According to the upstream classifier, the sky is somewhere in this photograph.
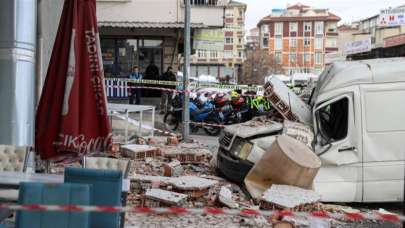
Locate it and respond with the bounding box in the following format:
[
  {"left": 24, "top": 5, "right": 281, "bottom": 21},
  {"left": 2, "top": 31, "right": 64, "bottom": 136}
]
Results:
[{"left": 238, "top": 0, "right": 405, "bottom": 31}]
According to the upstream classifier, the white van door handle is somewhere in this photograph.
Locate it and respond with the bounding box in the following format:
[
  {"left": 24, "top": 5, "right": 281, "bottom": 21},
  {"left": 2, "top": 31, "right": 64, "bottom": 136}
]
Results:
[{"left": 338, "top": 146, "right": 356, "bottom": 152}]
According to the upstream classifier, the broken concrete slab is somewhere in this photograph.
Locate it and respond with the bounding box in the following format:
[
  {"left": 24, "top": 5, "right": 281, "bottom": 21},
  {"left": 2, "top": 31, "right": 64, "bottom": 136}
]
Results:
[
  {"left": 244, "top": 135, "right": 321, "bottom": 199},
  {"left": 261, "top": 185, "right": 321, "bottom": 209},
  {"left": 131, "top": 174, "right": 174, "bottom": 184},
  {"left": 121, "top": 144, "right": 161, "bottom": 160},
  {"left": 145, "top": 188, "right": 188, "bottom": 206},
  {"left": 218, "top": 186, "right": 238, "bottom": 209},
  {"left": 282, "top": 120, "right": 314, "bottom": 149},
  {"left": 169, "top": 176, "right": 218, "bottom": 191}
]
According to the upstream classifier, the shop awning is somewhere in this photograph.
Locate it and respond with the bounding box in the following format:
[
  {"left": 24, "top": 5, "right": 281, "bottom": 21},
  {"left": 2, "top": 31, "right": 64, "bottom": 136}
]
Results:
[{"left": 98, "top": 21, "right": 207, "bottom": 29}]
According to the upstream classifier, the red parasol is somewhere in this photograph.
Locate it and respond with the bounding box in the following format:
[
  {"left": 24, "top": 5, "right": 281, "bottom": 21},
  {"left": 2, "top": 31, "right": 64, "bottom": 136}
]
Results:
[{"left": 36, "top": 0, "right": 111, "bottom": 161}]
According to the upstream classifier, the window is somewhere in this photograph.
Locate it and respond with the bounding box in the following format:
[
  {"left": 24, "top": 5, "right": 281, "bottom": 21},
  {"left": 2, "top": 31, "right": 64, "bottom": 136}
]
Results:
[
  {"left": 262, "top": 37, "right": 269, "bottom": 48},
  {"left": 209, "top": 50, "right": 218, "bottom": 59},
  {"left": 275, "top": 23, "right": 283, "bottom": 35},
  {"left": 304, "top": 37, "right": 311, "bottom": 47},
  {"left": 225, "top": 37, "right": 233, "bottom": 44},
  {"left": 238, "top": 51, "right": 243, "bottom": 58},
  {"left": 304, "top": 53, "right": 311, "bottom": 62},
  {"left": 304, "top": 22, "right": 312, "bottom": 32},
  {"left": 315, "top": 21, "right": 324, "bottom": 35},
  {"left": 315, "top": 37, "right": 323, "bottom": 49},
  {"left": 316, "top": 97, "right": 349, "bottom": 143},
  {"left": 238, "top": 38, "right": 242, "bottom": 44},
  {"left": 275, "top": 38, "right": 282, "bottom": 50},
  {"left": 290, "top": 38, "right": 297, "bottom": 48},
  {"left": 261, "top": 25, "right": 269, "bottom": 34},
  {"left": 275, "top": 52, "right": 282, "bottom": 64},
  {"left": 327, "top": 23, "right": 337, "bottom": 32},
  {"left": 239, "top": 9, "right": 244, "bottom": 17},
  {"left": 225, "top": 9, "right": 233, "bottom": 17},
  {"left": 315, "top": 52, "right": 322, "bottom": 64},
  {"left": 224, "top": 51, "right": 233, "bottom": 58},
  {"left": 187, "top": 0, "right": 219, "bottom": 6},
  {"left": 326, "top": 37, "right": 337, "bottom": 48},
  {"left": 197, "top": 49, "right": 207, "bottom": 58},
  {"left": 289, "top": 22, "right": 298, "bottom": 33},
  {"left": 289, "top": 53, "right": 296, "bottom": 63}
]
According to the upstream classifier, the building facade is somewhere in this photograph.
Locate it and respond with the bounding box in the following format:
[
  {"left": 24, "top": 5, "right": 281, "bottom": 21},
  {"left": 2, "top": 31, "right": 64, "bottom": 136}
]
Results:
[
  {"left": 96, "top": 0, "right": 227, "bottom": 79},
  {"left": 190, "top": 0, "right": 246, "bottom": 82},
  {"left": 246, "top": 27, "right": 260, "bottom": 52},
  {"left": 346, "top": 5, "right": 405, "bottom": 60},
  {"left": 258, "top": 3, "right": 340, "bottom": 75}
]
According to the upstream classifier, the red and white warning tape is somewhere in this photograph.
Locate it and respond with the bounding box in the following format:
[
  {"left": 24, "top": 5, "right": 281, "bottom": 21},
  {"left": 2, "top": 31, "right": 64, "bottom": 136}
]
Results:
[
  {"left": 106, "top": 85, "right": 260, "bottom": 97},
  {"left": 153, "top": 127, "right": 178, "bottom": 137},
  {"left": 190, "top": 121, "right": 226, "bottom": 128},
  {"left": 0, "top": 203, "right": 403, "bottom": 222}
]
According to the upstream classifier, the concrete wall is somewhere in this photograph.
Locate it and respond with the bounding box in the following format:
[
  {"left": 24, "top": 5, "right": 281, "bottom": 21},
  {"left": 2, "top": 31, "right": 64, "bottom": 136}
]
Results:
[
  {"left": 97, "top": 0, "right": 179, "bottom": 23},
  {"left": 37, "top": 0, "right": 64, "bottom": 91},
  {"left": 181, "top": 7, "right": 224, "bottom": 27},
  {"left": 97, "top": 0, "right": 224, "bottom": 27}
]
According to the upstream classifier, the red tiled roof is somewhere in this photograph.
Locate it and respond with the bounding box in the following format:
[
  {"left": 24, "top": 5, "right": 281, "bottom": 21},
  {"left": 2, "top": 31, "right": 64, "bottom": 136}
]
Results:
[{"left": 287, "top": 3, "right": 310, "bottom": 10}]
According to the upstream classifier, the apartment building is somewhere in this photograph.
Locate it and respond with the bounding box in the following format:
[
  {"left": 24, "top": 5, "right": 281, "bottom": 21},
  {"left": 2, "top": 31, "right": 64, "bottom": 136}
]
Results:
[
  {"left": 257, "top": 3, "right": 340, "bottom": 75},
  {"left": 246, "top": 27, "right": 260, "bottom": 51},
  {"left": 190, "top": 0, "right": 247, "bottom": 82}
]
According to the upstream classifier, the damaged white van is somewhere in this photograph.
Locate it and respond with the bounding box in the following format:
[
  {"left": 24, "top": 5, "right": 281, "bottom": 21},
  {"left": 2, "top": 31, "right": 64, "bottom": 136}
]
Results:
[{"left": 217, "top": 58, "right": 405, "bottom": 202}]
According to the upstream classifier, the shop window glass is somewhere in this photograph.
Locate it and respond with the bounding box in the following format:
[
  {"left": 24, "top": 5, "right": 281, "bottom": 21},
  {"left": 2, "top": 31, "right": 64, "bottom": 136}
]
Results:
[{"left": 101, "top": 39, "right": 115, "bottom": 78}]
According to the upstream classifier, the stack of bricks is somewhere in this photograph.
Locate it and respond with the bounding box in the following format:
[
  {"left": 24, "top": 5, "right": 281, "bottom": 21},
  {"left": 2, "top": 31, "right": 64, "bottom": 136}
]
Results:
[
  {"left": 263, "top": 82, "right": 299, "bottom": 122},
  {"left": 165, "top": 153, "right": 207, "bottom": 164}
]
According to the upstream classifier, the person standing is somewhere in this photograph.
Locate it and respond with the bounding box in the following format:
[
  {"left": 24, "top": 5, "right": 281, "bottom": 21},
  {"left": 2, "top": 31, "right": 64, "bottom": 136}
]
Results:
[
  {"left": 159, "top": 66, "right": 177, "bottom": 114},
  {"left": 144, "top": 60, "right": 160, "bottom": 97},
  {"left": 129, "top": 66, "right": 142, "bottom": 104}
]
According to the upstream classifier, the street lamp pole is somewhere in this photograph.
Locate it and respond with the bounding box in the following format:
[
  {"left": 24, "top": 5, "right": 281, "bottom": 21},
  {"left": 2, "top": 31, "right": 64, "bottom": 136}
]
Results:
[{"left": 182, "top": 0, "right": 191, "bottom": 140}]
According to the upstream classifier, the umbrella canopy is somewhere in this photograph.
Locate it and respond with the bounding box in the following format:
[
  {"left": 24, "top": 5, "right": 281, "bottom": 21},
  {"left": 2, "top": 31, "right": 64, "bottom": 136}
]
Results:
[{"left": 36, "top": 0, "right": 111, "bottom": 161}]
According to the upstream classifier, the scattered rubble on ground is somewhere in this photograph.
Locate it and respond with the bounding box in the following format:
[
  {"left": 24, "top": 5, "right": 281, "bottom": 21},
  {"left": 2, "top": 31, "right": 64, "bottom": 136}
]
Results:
[
  {"left": 45, "top": 135, "right": 401, "bottom": 228},
  {"left": 218, "top": 186, "right": 239, "bottom": 209},
  {"left": 144, "top": 188, "right": 188, "bottom": 206}
]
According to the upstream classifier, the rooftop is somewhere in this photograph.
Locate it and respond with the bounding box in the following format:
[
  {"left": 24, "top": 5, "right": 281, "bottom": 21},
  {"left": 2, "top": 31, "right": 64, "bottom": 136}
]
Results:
[
  {"left": 257, "top": 3, "right": 341, "bottom": 25},
  {"left": 316, "top": 58, "right": 405, "bottom": 95}
]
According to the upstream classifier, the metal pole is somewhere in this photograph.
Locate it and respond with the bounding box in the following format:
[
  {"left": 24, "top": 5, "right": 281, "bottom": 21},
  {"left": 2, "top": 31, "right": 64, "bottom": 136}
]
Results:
[{"left": 182, "top": 0, "right": 191, "bottom": 140}]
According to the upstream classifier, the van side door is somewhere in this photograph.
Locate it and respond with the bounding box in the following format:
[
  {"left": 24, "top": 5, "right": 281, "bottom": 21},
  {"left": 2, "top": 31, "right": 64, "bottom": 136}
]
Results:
[
  {"left": 313, "top": 93, "right": 361, "bottom": 165},
  {"left": 312, "top": 91, "right": 363, "bottom": 202}
]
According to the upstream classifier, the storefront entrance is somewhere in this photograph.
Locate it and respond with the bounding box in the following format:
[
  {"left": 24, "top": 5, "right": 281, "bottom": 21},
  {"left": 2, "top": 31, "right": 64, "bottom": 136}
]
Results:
[{"left": 101, "top": 38, "right": 163, "bottom": 78}]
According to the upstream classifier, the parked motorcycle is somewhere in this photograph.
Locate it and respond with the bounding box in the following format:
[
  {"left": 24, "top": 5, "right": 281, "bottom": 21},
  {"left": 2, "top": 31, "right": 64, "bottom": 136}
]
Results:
[{"left": 163, "top": 95, "right": 222, "bottom": 136}]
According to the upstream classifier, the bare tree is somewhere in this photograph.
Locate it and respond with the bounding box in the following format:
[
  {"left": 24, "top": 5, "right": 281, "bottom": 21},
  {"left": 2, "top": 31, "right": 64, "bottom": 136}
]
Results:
[{"left": 239, "top": 49, "right": 284, "bottom": 85}]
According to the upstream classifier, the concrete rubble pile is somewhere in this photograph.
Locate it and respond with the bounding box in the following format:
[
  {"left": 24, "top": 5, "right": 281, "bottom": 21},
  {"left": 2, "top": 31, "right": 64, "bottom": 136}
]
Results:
[{"left": 48, "top": 133, "right": 399, "bottom": 228}]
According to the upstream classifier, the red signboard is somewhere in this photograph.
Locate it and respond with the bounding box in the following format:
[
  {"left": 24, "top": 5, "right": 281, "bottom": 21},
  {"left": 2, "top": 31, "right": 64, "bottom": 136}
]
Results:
[{"left": 384, "top": 33, "right": 405, "bottom": 48}]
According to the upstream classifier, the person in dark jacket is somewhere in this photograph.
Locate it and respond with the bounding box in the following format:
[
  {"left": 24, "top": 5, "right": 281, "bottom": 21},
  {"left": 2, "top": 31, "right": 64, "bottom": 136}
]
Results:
[
  {"left": 144, "top": 60, "right": 160, "bottom": 97},
  {"left": 160, "top": 66, "right": 177, "bottom": 114}
]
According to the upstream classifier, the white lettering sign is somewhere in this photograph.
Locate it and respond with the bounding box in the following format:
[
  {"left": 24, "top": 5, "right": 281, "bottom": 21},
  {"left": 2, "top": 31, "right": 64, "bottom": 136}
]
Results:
[
  {"left": 378, "top": 7, "right": 405, "bottom": 27},
  {"left": 344, "top": 38, "right": 372, "bottom": 55}
]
